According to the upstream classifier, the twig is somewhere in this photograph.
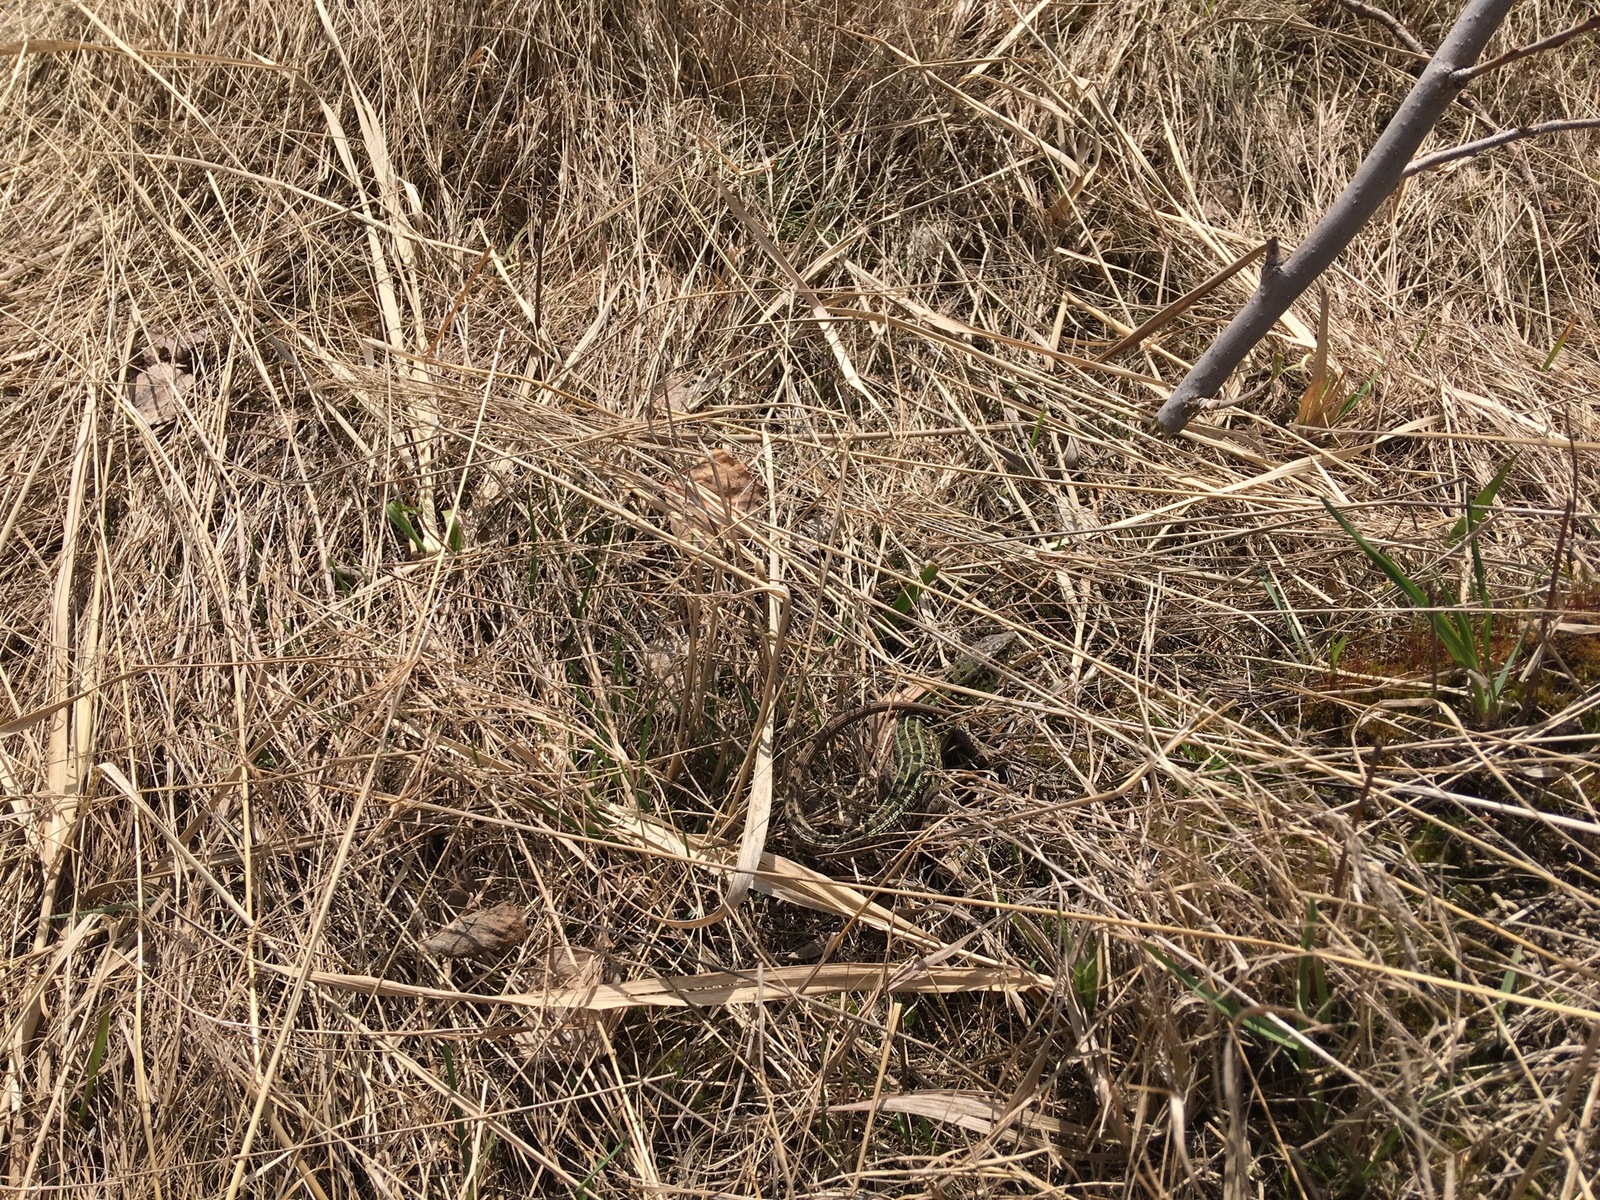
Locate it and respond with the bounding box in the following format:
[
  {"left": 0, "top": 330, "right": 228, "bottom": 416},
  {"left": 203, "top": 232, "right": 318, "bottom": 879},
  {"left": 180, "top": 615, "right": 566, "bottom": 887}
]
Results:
[
  {"left": 1333, "top": 0, "right": 1427, "bottom": 55},
  {"left": 1329, "top": 739, "right": 1385, "bottom": 904},
  {"left": 1403, "top": 118, "right": 1600, "bottom": 176},
  {"left": 1507, "top": 1021, "right": 1600, "bottom": 1200},
  {"left": 1095, "top": 241, "right": 1269, "bottom": 362},
  {"left": 850, "top": 1000, "right": 902, "bottom": 1189},
  {"left": 1518, "top": 427, "right": 1578, "bottom": 719},
  {"left": 1454, "top": 12, "right": 1600, "bottom": 82},
  {"left": 428, "top": 246, "right": 493, "bottom": 357},
  {"left": 1332, "top": 0, "right": 1551, "bottom": 196},
  {"left": 716, "top": 181, "right": 880, "bottom": 413}
]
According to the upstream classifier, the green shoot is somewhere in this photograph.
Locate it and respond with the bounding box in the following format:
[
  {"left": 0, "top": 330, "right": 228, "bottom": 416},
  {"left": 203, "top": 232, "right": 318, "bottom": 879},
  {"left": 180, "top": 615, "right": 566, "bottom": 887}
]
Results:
[
  {"left": 444, "top": 507, "right": 466, "bottom": 553},
  {"left": 1338, "top": 368, "right": 1380, "bottom": 421},
  {"left": 1323, "top": 497, "right": 1526, "bottom": 723},
  {"left": 1446, "top": 456, "right": 1517, "bottom": 546},
  {"left": 1362, "top": 1127, "right": 1403, "bottom": 1182},
  {"left": 440, "top": 1041, "right": 494, "bottom": 1199},
  {"left": 890, "top": 562, "right": 940, "bottom": 621},
  {"left": 1496, "top": 946, "right": 1525, "bottom": 1023},
  {"left": 1260, "top": 567, "right": 1313, "bottom": 663},
  {"left": 1296, "top": 900, "right": 1331, "bottom": 1021},
  {"left": 1327, "top": 633, "right": 1349, "bottom": 678},
  {"left": 1072, "top": 952, "right": 1099, "bottom": 1010},
  {"left": 74, "top": 1006, "right": 112, "bottom": 1127},
  {"left": 576, "top": 1138, "right": 627, "bottom": 1199},
  {"left": 1146, "top": 946, "right": 1301, "bottom": 1050},
  {"left": 1541, "top": 316, "right": 1577, "bottom": 370},
  {"left": 386, "top": 499, "right": 426, "bottom": 553}
]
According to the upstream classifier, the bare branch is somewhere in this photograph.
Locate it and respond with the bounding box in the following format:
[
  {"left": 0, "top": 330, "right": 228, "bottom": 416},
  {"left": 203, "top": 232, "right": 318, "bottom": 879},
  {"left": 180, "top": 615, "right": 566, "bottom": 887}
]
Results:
[
  {"left": 1155, "top": 0, "right": 1515, "bottom": 436},
  {"left": 1333, "top": 0, "right": 1428, "bottom": 56},
  {"left": 1332, "top": 0, "right": 1544, "bottom": 194},
  {"left": 1453, "top": 12, "right": 1600, "bottom": 83},
  {"left": 1404, "top": 119, "right": 1600, "bottom": 176}
]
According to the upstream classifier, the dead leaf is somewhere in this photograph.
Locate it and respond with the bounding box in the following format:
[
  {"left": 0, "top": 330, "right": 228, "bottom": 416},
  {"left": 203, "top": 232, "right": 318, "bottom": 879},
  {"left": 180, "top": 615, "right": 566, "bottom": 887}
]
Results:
[
  {"left": 128, "top": 361, "right": 193, "bottom": 426},
  {"left": 127, "top": 327, "right": 212, "bottom": 426},
  {"left": 1043, "top": 190, "right": 1078, "bottom": 242},
  {"left": 638, "top": 631, "right": 687, "bottom": 685},
  {"left": 1295, "top": 288, "right": 1341, "bottom": 428},
  {"left": 419, "top": 901, "right": 528, "bottom": 959},
  {"left": 660, "top": 447, "right": 764, "bottom": 539}
]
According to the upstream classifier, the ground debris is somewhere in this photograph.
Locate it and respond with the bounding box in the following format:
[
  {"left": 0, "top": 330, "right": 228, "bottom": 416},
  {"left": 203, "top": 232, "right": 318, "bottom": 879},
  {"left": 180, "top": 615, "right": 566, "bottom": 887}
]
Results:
[{"left": 419, "top": 901, "right": 529, "bottom": 959}]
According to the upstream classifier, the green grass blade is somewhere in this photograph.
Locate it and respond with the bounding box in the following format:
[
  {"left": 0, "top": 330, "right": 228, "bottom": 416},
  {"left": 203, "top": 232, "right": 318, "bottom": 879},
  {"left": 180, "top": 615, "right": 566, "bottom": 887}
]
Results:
[
  {"left": 890, "top": 562, "right": 940, "bottom": 619},
  {"left": 74, "top": 1006, "right": 112, "bottom": 1126},
  {"left": 1447, "top": 457, "right": 1517, "bottom": 545},
  {"left": 1495, "top": 947, "right": 1525, "bottom": 1021},
  {"left": 1323, "top": 501, "right": 1432, "bottom": 610},
  {"left": 1260, "top": 568, "right": 1312, "bottom": 664},
  {"left": 1338, "top": 368, "right": 1381, "bottom": 420},
  {"left": 1431, "top": 610, "right": 1479, "bottom": 673},
  {"left": 386, "top": 499, "right": 424, "bottom": 551},
  {"left": 1492, "top": 624, "right": 1533, "bottom": 697},
  {"left": 1541, "top": 316, "right": 1577, "bottom": 370},
  {"left": 1146, "top": 947, "right": 1301, "bottom": 1050},
  {"left": 1073, "top": 953, "right": 1099, "bottom": 1010},
  {"left": 1296, "top": 898, "right": 1331, "bottom": 1019},
  {"left": 575, "top": 1138, "right": 627, "bottom": 1199},
  {"left": 1327, "top": 501, "right": 1485, "bottom": 673}
]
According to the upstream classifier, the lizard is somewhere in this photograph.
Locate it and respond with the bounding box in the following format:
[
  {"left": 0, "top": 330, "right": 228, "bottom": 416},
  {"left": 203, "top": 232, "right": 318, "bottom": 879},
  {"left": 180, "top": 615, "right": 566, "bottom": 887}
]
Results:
[{"left": 785, "top": 631, "right": 1018, "bottom": 854}]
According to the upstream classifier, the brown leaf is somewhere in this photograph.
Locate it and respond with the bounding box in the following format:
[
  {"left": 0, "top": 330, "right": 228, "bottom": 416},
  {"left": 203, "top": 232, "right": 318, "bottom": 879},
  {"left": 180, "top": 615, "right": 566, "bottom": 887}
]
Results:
[
  {"left": 128, "top": 362, "right": 193, "bottom": 426},
  {"left": 419, "top": 901, "right": 528, "bottom": 959},
  {"left": 1295, "top": 287, "right": 1341, "bottom": 428},
  {"left": 660, "top": 447, "right": 764, "bottom": 538},
  {"left": 1043, "top": 190, "right": 1078, "bottom": 242},
  {"left": 638, "top": 632, "right": 687, "bottom": 685}
]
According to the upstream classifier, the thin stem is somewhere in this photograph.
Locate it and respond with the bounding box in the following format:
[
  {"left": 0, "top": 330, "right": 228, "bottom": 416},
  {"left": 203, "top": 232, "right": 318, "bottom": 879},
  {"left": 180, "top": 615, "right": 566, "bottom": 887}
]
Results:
[
  {"left": 1454, "top": 12, "right": 1600, "bottom": 82},
  {"left": 1519, "top": 429, "right": 1578, "bottom": 720},
  {"left": 1333, "top": 0, "right": 1426, "bottom": 55},
  {"left": 1404, "top": 119, "right": 1600, "bottom": 176}
]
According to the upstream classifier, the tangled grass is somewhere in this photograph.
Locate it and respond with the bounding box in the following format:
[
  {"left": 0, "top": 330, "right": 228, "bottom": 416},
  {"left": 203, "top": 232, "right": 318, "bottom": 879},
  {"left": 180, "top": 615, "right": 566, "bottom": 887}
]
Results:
[{"left": 2, "top": 0, "right": 1598, "bottom": 1195}]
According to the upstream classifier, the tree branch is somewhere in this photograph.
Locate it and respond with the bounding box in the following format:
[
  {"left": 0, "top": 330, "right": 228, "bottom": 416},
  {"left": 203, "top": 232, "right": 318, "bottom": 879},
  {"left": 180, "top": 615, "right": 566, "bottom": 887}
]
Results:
[
  {"left": 1453, "top": 12, "right": 1600, "bottom": 83},
  {"left": 1332, "top": 0, "right": 1427, "bottom": 56},
  {"left": 1154, "top": 0, "right": 1515, "bottom": 435},
  {"left": 1332, "top": 0, "right": 1545, "bottom": 194},
  {"left": 1404, "top": 118, "right": 1600, "bottom": 177}
]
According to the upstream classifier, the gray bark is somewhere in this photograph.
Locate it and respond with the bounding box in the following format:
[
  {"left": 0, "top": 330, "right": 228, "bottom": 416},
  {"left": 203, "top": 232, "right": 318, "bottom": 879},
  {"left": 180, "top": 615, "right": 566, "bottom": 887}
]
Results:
[{"left": 1154, "top": 0, "right": 1516, "bottom": 435}]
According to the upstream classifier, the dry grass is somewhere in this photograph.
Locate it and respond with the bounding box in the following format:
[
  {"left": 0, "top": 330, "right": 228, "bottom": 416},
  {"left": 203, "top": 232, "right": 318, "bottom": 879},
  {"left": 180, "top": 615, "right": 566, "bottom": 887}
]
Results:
[{"left": 2, "top": 0, "right": 1598, "bottom": 1195}]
